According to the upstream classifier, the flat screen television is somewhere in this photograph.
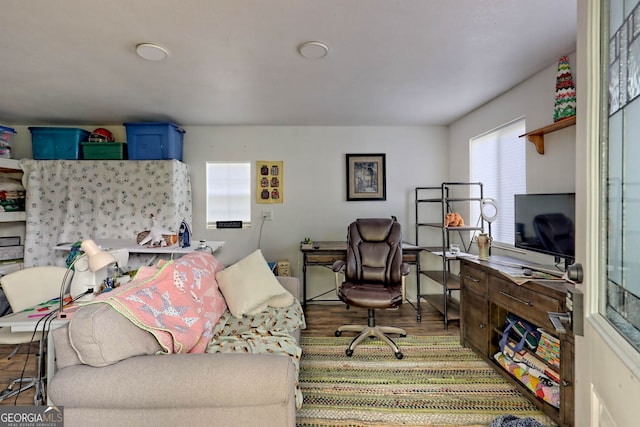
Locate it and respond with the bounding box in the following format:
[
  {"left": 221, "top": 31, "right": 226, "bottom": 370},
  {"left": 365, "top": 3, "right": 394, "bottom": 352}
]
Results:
[{"left": 514, "top": 193, "right": 575, "bottom": 267}]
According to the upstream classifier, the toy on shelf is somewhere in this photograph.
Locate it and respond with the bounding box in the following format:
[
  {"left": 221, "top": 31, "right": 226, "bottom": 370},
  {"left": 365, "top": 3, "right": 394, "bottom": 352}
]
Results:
[
  {"left": 445, "top": 212, "right": 464, "bottom": 227},
  {"left": 137, "top": 214, "right": 177, "bottom": 247}
]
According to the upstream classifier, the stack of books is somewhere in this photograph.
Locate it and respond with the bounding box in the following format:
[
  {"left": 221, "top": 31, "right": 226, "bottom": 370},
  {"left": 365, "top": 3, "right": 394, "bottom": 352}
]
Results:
[{"left": 536, "top": 329, "right": 561, "bottom": 369}]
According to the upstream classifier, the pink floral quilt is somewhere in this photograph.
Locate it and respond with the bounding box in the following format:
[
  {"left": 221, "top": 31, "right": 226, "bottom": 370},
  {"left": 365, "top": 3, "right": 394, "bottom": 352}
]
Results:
[{"left": 94, "top": 252, "right": 227, "bottom": 354}]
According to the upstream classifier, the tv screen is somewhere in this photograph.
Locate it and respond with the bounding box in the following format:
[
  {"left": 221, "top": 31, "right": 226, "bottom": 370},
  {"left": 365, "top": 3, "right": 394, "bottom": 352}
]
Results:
[{"left": 514, "top": 193, "right": 575, "bottom": 262}]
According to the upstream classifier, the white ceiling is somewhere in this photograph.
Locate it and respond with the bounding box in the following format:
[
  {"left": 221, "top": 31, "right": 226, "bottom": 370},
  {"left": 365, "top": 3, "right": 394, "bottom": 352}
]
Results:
[{"left": 0, "top": 0, "right": 577, "bottom": 127}]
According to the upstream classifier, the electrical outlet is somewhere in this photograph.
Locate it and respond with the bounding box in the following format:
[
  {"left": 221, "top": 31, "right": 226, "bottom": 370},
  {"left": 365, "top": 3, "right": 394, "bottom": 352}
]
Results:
[{"left": 261, "top": 209, "right": 273, "bottom": 221}]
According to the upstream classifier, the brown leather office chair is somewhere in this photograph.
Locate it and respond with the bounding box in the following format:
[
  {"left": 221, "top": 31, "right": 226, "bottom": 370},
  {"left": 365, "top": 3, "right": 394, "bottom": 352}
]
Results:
[{"left": 332, "top": 218, "right": 410, "bottom": 359}]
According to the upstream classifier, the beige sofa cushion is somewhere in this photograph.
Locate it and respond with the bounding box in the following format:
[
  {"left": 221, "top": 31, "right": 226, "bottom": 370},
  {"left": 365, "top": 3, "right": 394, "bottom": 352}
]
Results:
[
  {"left": 216, "top": 249, "right": 293, "bottom": 318},
  {"left": 68, "top": 303, "right": 162, "bottom": 367}
]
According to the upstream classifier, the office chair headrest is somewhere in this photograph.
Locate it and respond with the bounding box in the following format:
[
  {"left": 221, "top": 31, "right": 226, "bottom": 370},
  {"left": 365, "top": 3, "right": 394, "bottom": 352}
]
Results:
[{"left": 355, "top": 218, "right": 396, "bottom": 242}]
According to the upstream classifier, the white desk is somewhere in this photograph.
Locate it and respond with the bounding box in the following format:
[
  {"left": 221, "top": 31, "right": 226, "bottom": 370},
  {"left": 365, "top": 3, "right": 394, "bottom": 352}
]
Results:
[
  {"left": 54, "top": 239, "right": 225, "bottom": 254},
  {"left": 0, "top": 304, "right": 69, "bottom": 405}
]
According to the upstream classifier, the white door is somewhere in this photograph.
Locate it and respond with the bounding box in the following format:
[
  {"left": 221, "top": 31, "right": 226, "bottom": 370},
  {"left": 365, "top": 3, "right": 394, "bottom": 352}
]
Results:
[{"left": 576, "top": 1, "right": 640, "bottom": 426}]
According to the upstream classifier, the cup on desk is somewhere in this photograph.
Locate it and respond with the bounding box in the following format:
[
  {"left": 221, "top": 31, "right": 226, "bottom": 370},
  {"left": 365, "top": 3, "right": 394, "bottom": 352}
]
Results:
[{"left": 450, "top": 244, "right": 460, "bottom": 256}]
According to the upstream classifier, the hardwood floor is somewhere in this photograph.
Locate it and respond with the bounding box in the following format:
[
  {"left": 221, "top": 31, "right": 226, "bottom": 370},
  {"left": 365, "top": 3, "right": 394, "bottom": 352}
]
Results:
[
  {"left": 0, "top": 300, "right": 459, "bottom": 407},
  {"left": 302, "top": 301, "right": 459, "bottom": 338},
  {"left": 0, "top": 341, "right": 40, "bottom": 406}
]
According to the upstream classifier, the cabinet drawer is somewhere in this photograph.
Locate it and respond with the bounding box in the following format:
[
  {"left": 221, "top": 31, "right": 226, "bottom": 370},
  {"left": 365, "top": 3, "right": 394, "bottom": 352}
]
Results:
[
  {"left": 490, "top": 278, "right": 562, "bottom": 329},
  {"left": 305, "top": 253, "right": 346, "bottom": 264},
  {"left": 462, "top": 290, "right": 489, "bottom": 354},
  {"left": 461, "top": 266, "right": 488, "bottom": 296}
]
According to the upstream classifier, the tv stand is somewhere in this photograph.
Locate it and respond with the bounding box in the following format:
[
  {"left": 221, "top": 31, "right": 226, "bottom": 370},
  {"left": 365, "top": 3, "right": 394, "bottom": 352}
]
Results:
[{"left": 460, "top": 257, "right": 575, "bottom": 426}]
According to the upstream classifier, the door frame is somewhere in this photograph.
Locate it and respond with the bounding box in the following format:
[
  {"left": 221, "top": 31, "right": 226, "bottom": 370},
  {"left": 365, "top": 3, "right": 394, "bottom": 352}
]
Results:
[{"left": 576, "top": 1, "right": 640, "bottom": 425}]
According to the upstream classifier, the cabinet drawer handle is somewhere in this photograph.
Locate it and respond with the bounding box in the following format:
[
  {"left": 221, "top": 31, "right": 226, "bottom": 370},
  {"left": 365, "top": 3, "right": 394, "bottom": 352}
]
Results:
[
  {"left": 479, "top": 323, "right": 485, "bottom": 329},
  {"left": 465, "top": 274, "right": 480, "bottom": 283},
  {"left": 499, "top": 290, "right": 533, "bottom": 307},
  {"left": 562, "top": 380, "right": 570, "bottom": 387}
]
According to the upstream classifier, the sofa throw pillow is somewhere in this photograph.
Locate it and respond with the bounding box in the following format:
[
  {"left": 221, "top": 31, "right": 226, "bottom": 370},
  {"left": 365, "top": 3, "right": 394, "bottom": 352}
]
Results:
[
  {"left": 216, "top": 249, "right": 294, "bottom": 318},
  {"left": 68, "top": 303, "right": 163, "bottom": 367}
]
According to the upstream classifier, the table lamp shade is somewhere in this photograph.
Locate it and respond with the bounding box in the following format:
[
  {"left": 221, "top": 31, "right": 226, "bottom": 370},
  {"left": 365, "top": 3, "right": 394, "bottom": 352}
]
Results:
[
  {"left": 59, "top": 239, "right": 117, "bottom": 318},
  {"left": 81, "top": 240, "right": 116, "bottom": 272}
]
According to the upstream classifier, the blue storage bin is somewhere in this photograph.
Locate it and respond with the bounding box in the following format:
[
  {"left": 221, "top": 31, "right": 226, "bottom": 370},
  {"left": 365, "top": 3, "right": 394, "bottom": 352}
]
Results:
[
  {"left": 124, "top": 122, "right": 185, "bottom": 161},
  {"left": 28, "top": 127, "right": 90, "bottom": 160}
]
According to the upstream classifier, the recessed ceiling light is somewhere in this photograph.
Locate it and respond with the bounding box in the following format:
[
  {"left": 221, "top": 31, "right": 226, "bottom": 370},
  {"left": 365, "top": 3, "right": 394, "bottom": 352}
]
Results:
[
  {"left": 136, "top": 43, "right": 168, "bottom": 61},
  {"left": 298, "top": 41, "right": 329, "bottom": 59}
]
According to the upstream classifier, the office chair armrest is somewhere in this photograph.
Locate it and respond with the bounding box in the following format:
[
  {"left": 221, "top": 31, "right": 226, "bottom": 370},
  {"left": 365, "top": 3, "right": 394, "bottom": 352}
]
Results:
[
  {"left": 401, "top": 262, "right": 410, "bottom": 276},
  {"left": 331, "top": 260, "right": 345, "bottom": 272}
]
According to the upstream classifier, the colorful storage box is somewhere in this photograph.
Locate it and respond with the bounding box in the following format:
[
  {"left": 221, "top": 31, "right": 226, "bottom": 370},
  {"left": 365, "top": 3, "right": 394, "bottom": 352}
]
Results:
[
  {"left": 81, "top": 142, "right": 127, "bottom": 160},
  {"left": 29, "top": 127, "right": 90, "bottom": 160},
  {"left": 124, "top": 122, "right": 185, "bottom": 161},
  {"left": 0, "top": 125, "right": 16, "bottom": 159}
]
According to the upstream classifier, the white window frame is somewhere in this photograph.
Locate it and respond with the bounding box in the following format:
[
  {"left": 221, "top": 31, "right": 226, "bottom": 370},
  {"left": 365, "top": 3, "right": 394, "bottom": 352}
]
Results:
[{"left": 206, "top": 161, "right": 251, "bottom": 229}]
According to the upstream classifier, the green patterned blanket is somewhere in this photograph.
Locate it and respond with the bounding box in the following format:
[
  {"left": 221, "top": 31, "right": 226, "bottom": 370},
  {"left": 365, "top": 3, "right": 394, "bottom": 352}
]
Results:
[{"left": 206, "top": 300, "right": 306, "bottom": 408}]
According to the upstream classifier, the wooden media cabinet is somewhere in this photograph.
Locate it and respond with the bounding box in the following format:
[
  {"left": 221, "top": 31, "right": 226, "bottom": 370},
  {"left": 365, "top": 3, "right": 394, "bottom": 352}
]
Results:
[{"left": 459, "top": 256, "right": 575, "bottom": 426}]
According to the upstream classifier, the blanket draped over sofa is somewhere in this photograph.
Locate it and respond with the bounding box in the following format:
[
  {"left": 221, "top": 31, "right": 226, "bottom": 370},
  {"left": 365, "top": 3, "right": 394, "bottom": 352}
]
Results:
[
  {"left": 89, "top": 251, "right": 227, "bottom": 354},
  {"left": 208, "top": 302, "right": 306, "bottom": 408}
]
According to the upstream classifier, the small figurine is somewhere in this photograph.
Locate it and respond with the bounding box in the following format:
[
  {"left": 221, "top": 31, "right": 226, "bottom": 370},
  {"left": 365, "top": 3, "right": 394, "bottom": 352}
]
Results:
[
  {"left": 138, "top": 214, "right": 175, "bottom": 247},
  {"left": 445, "top": 212, "right": 465, "bottom": 227}
]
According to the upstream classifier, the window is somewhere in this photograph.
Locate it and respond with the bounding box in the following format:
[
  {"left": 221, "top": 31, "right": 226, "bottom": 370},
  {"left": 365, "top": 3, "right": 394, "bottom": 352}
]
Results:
[
  {"left": 603, "top": 0, "right": 640, "bottom": 350},
  {"left": 206, "top": 162, "right": 251, "bottom": 228},
  {"left": 469, "top": 118, "right": 526, "bottom": 244}
]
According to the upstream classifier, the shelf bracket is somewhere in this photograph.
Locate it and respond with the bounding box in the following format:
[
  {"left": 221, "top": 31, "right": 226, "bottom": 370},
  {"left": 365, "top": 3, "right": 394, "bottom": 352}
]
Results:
[
  {"left": 519, "top": 116, "right": 575, "bottom": 156},
  {"left": 526, "top": 134, "right": 545, "bottom": 155}
]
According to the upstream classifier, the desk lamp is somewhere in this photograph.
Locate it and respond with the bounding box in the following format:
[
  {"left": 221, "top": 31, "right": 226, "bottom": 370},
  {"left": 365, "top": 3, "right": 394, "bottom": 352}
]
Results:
[{"left": 58, "top": 239, "right": 116, "bottom": 319}]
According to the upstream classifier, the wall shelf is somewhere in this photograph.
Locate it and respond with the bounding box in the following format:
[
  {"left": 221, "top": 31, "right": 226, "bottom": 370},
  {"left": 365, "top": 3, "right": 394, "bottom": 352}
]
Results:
[
  {"left": 0, "top": 211, "right": 26, "bottom": 223},
  {"left": 0, "top": 158, "right": 21, "bottom": 173},
  {"left": 519, "top": 116, "right": 576, "bottom": 155},
  {"left": 54, "top": 239, "right": 225, "bottom": 255}
]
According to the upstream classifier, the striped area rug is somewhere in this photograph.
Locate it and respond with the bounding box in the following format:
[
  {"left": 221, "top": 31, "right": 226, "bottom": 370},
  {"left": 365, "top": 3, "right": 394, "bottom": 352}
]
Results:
[{"left": 296, "top": 335, "right": 556, "bottom": 427}]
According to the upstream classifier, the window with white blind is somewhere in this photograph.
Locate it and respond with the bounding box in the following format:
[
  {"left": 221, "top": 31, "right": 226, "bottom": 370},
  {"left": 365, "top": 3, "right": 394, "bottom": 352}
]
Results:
[
  {"left": 469, "top": 118, "right": 526, "bottom": 244},
  {"left": 206, "top": 162, "right": 251, "bottom": 228}
]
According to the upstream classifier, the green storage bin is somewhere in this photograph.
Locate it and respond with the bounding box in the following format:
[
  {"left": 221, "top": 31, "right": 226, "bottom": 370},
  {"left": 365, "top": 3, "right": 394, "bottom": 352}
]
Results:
[{"left": 81, "top": 142, "right": 127, "bottom": 160}]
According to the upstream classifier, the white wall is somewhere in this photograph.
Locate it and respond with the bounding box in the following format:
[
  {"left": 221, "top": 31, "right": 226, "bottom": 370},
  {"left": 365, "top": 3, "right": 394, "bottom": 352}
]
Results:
[
  {"left": 184, "top": 126, "right": 447, "bottom": 300},
  {"left": 6, "top": 54, "right": 577, "bottom": 295},
  {"left": 9, "top": 125, "right": 448, "bottom": 300},
  {"left": 449, "top": 53, "right": 576, "bottom": 191},
  {"left": 448, "top": 53, "right": 577, "bottom": 265}
]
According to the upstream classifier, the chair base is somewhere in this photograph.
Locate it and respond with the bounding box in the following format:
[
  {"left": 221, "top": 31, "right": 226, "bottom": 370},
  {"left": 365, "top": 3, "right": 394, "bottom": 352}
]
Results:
[
  {"left": 336, "top": 324, "right": 406, "bottom": 359},
  {"left": 0, "top": 377, "right": 36, "bottom": 402}
]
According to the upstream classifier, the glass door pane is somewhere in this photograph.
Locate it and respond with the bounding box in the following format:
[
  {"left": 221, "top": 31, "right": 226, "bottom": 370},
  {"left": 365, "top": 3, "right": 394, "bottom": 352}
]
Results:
[{"left": 605, "top": 0, "right": 640, "bottom": 349}]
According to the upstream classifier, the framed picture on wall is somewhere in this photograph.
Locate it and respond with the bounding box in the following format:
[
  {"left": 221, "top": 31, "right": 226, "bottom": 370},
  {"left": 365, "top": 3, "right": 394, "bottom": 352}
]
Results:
[
  {"left": 346, "top": 153, "right": 386, "bottom": 201},
  {"left": 256, "top": 160, "right": 283, "bottom": 204}
]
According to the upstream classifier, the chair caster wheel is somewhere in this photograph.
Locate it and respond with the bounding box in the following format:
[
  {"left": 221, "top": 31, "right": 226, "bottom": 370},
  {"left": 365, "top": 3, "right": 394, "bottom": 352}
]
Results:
[
  {"left": 335, "top": 331, "right": 342, "bottom": 337},
  {"left": 346, "top": 349, "right": 353, "bottom": 357},
  {"left": 395, "top": 352, "right": 403, "bottom": 359}
]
